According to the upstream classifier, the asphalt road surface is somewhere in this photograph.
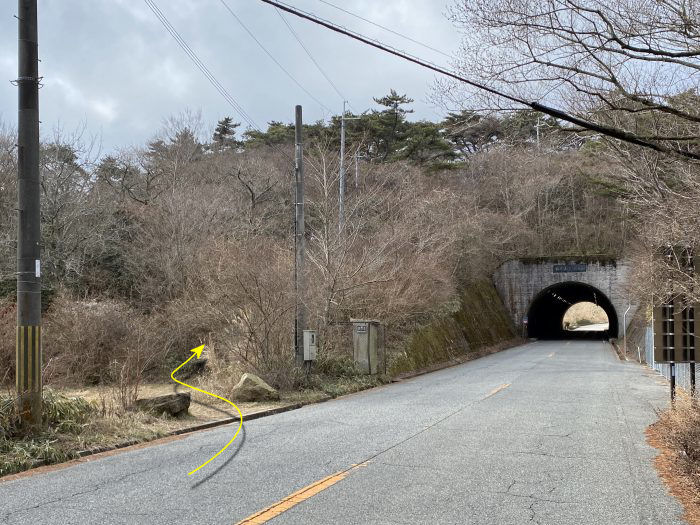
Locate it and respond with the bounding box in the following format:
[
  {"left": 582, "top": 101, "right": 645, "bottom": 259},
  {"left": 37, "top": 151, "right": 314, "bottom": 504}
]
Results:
[{"left": 1, "top": 341, "right": 685, "bottom": 525}]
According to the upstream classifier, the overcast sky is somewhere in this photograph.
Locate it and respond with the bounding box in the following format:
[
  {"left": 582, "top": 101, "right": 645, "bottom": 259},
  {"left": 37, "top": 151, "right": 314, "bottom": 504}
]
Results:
[{"left": 0, "top": 0, "right": 461, "bottom": 153}]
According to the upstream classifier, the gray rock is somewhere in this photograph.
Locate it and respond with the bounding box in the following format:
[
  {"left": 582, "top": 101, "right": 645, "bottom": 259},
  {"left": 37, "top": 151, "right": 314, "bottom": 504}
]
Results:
[
  {"left": 134, "top": 393, "right": 190, "bottom": 416},
  {"left": 231, "top": 373, "right": 280, "bottom": 402}
]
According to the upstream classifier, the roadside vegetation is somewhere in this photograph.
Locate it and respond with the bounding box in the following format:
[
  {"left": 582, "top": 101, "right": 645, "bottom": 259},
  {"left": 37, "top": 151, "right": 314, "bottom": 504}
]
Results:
[
  {"left": 0, "top": 389, "right": 166, "bottom": 477},
  {"left": 648, "top": 395, "right": 700, "bottom": 525}
]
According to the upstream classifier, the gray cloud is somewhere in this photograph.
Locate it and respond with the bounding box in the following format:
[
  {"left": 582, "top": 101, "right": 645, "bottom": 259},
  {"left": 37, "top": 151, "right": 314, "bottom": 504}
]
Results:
[{"left": 0, "top": 0, "right": 460, "bottom": 152}]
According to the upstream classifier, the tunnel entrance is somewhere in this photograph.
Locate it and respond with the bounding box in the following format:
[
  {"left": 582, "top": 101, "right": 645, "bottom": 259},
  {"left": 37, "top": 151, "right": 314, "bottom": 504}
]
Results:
[{"left": 527, "top": 282, "right": 618, "bottom": 340}]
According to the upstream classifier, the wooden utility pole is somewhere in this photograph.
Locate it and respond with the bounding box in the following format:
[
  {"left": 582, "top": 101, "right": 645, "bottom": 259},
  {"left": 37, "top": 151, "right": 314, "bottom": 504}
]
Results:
[
  {"left": 294, "top": 105, "right": 306, "bottom": 366},
  {"left": 16, "top": 0, "right": 42, "bottom": 427}
]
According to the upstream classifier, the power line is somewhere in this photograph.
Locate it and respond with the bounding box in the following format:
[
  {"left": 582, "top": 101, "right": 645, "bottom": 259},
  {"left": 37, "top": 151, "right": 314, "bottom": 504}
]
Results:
[
  {"left": 316, "top": 0, "right": 452, "bottom": 60},
  {"left": 144, "top": 0, "right": 260, "bottom": 131},
  {"left": 275, "top": 8, "right": 345, "bottom": 102},
  {"left": 145, "top": 0, "right": 297, "bottom": 163},
  {"left": 218, "top": 0, "right": 332, "bottom": 114},
  {"left": 257, "top": 0, "right": 700, "bottom": 162}
]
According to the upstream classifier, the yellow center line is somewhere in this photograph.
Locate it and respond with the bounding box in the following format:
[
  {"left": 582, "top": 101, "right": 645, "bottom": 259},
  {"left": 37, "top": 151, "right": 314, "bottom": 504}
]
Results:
[
  {"left": 235, "top": 462, "right": 369, "bottom": 524},
  {"left": 483, "top": 383, "right": 511, "bottom": 400}
]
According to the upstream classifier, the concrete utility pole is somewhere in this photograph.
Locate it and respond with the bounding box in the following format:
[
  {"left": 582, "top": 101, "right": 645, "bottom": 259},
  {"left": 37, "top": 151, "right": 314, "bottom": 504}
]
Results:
[
  {"left": 16, "top": 0, "right": 42, "bottom": 427},
  {"left": 338, "top": 101, "right": 346, "bottom": 233},
  {"left": 338, "top": 103, "right": 361, "bottom": 232},
  {"left": 294, "top": 105, "right": 306, "bottom": 366}
]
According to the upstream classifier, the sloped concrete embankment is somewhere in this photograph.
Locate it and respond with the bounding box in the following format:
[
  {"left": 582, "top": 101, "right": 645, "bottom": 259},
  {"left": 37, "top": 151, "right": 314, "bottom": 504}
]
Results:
[{"left": 390, "top": 280, "right": 519, "bottom": 376}]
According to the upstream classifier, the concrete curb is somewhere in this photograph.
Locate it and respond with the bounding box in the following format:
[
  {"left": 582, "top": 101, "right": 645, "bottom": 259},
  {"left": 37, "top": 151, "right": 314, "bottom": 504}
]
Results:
[
  {"left": 22, "top": 395, "right": 333, "bottom": 473},
  {"left": 76, "top": 395, "right": 334, "bottom": 458}
]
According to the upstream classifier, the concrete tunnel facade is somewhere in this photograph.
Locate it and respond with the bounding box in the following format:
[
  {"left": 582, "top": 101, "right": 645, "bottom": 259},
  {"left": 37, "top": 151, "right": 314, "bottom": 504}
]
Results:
[{"left": 492, "top": 258, "right": 636, "bottom": 340}]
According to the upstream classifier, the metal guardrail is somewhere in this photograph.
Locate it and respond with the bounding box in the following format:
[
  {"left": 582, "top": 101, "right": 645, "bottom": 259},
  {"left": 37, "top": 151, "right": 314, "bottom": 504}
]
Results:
[{"left": 645, "top": 326, "right": 698, "bottom": 392}]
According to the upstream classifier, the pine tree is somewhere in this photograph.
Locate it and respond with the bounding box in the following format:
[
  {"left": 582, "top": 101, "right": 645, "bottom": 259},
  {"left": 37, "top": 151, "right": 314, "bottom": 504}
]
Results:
[
  {"left": 370, "top": 89, "right": 414, "bottom": 160},
  {"left": 212, "top": 117, "right": 241, "bottom": 151}
]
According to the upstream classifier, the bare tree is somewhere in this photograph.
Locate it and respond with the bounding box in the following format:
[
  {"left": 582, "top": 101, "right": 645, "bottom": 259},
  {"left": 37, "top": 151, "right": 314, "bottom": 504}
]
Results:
[{"left": 442, "top": 0, "right": 700, "bottom": 154}]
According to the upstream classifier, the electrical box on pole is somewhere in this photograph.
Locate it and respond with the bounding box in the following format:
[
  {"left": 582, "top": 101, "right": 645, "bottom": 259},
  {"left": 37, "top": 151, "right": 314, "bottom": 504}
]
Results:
[{"left": 303, "top": 330, "right": 317, "bottom": 361}]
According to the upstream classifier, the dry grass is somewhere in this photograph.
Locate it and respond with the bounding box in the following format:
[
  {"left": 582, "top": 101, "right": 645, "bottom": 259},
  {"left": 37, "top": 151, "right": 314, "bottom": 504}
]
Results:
[
  {"left": 0, "top": 389, "right": 172, "bottom": 477},
  {"left": 57, "top": 382, "right": 327, "bottom": 425},
  {"left": 647, "top": 394, "right": 700, "bottom": 524}
]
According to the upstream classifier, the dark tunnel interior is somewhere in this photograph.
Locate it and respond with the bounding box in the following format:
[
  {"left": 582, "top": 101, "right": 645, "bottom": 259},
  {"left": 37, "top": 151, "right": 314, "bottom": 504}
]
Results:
[{"left": 527, "top": 282, "right": 618, "bottom": 340}]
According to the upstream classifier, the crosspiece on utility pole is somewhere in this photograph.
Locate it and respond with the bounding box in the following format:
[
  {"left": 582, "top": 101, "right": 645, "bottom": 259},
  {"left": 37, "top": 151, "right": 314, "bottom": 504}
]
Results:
[
  {"left": 294, "top": 105, "right": 306, "bottom": 366},
  {"left": 16, "top": 0, "right": 42, "bottom": 427}
]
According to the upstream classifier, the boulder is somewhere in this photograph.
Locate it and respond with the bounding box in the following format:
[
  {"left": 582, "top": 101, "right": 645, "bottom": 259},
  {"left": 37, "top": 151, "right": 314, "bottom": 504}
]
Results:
[
  {"left": 134, "top": 392, "right": 190, "bottom": 417},
  {"left": 231, "top": 373, "right": 280, "bottom": 402}
]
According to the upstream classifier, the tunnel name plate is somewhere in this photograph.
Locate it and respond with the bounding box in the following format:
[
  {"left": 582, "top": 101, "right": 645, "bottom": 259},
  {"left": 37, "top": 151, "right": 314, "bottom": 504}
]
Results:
[{"left": 553, "top": 264, "right": 588, "bottom": 273}]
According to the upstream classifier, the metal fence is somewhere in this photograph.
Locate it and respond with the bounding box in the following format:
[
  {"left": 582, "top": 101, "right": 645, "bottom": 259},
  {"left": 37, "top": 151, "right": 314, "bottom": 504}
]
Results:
[{"left": 644, "top": 325, "right": 698, "bottom": 392}]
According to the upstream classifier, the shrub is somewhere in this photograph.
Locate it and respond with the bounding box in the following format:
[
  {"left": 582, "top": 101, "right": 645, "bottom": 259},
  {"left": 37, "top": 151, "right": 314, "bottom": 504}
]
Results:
[
  {"left": 0, "top": 389, "right": 96, "bottom": 477},
  {"left": 43, "top": 297, "right": 135, "bottom": 385},
  {"left": 0, "top": 388, "right": 94, "bottom": 441}
]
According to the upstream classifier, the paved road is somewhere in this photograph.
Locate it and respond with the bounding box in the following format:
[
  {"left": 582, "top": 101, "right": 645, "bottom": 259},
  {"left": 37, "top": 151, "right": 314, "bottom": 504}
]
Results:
[{"left": 0, "top": 341, "right": 685, "bottom": 524}]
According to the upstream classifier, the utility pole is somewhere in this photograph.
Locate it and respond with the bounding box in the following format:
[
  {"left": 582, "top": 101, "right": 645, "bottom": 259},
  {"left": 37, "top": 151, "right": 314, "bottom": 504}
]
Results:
[
  {"left": 294, "top": 105, "right": 306, "bottom": 366},
  {"left": 16, "top": 0, "right": 42, "bottom": 427},
  {"left": 338, "top": 103, "right": 361, "bottom": 232},
  {"left": 338, "top": 101, "right": 346, "bottom": 233}
]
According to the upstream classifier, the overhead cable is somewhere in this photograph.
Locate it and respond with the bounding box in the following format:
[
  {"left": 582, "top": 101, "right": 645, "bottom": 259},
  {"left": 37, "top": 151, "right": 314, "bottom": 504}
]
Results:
[
  {"left": 257, "top": 0, "right": 700, "bottom": 161},
  {"left": 145, "top": 0, "right": 296, "bottom": 162},
  {"left": 276, "top": 8, "right": 346, "bottom": 102},
  {"left": 219, "top": 0, "right": 332, "bottom": 114},
  {"left": 144, "top": 0, "right": 260, "bottom": 131},
  {"left": 316, "top": 0, "right": 453, "bottom": 60}
]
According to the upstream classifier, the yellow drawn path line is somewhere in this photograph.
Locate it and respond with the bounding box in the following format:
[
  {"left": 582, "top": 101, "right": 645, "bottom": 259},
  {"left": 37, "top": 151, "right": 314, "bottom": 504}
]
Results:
[
  {"left": 171, "top": 345, "right": 243, "bottom": 476},
  {"left": 236, "top": 463, "right": 369, "bottom": 524},
  {"left": 483, "top": 383, "right": 511, "bottom": 400}
]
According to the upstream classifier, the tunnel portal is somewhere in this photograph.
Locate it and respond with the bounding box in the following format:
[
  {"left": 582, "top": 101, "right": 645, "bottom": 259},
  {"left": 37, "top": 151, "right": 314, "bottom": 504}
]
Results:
[{"left": 527, "top": 282, "right": 619, "bottom": 339}]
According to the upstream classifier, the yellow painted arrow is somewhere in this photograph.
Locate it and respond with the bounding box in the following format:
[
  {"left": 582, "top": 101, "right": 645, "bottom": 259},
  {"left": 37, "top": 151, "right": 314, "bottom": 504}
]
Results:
[{"left": 171, "top": 345, "right": 243, "bottom": 475}]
